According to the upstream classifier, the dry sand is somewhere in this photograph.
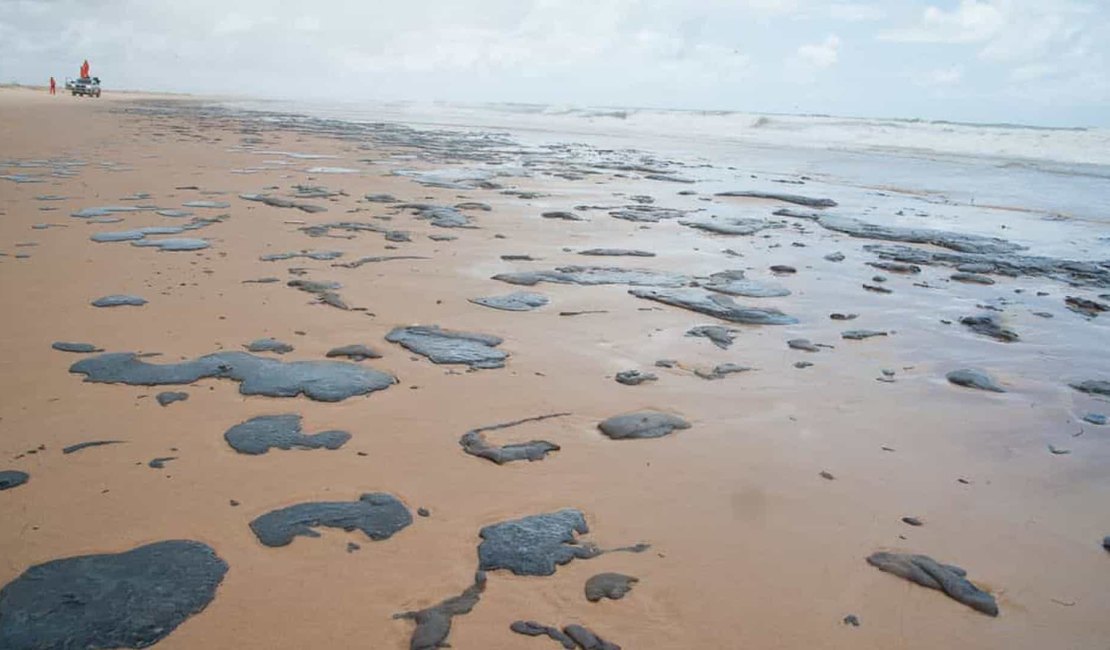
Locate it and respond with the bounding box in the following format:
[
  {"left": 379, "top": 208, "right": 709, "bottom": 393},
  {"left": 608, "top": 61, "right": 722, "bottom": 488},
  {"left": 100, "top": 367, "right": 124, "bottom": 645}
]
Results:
[{"left": 1, "top": 85, "right": 1108, "bottom": 649}]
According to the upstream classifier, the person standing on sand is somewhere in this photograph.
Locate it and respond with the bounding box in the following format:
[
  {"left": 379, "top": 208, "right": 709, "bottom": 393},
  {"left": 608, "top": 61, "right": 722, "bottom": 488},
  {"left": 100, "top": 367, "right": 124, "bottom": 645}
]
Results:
[{"left": 49, "top": 77, "right": 56, "bottom": 95}]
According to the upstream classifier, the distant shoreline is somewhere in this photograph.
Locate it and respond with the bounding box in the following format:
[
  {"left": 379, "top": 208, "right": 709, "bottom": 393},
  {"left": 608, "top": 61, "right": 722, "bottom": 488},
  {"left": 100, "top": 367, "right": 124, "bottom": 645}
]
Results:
[{"left": 2, "top": 81, "right": 1098, "bottom": 132}]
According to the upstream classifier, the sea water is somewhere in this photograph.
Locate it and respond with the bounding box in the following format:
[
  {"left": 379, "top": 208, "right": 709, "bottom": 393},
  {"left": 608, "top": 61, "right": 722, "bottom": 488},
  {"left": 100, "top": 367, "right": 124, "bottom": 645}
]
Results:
[{"left": 223, "top": 98, "right": 1110, "bottom": 257}]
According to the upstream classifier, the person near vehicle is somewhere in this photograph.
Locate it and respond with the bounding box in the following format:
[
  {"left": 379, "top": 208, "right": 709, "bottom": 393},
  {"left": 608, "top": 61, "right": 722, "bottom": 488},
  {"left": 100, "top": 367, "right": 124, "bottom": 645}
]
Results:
[
  {"left": 49, "top": 77, "right": 56, "bottom": 95},
  {"left": 81, "top": 60, "right": 90, "bottom": 78}
]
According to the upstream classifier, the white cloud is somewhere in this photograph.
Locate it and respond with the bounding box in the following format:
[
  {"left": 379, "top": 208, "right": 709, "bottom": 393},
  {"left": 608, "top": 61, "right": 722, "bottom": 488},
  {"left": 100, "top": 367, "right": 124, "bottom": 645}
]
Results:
[
  {"left": 795, "top": 34, "right": 841, "bottom": 68},
  {"left": 212, "top": 14, "right": 260, "bottom": 36},
  {"left": 1009, "top": 63, "right": 1056, "bottom": 82},
  {"left": 0, "top": 0, "right": 1106, "bottom": 125},
  {"left": 879, "top": 0, "right": 1096, "bottom": 63},
  {"left": 293, "top": 15, "right": 322, "bottom": 33},
  {"left": 742, "top": 0, "right": 803, "bottom": 15},
  {"left": 879, "top": 0, "right": 1004, "bottom": 43},
  {"left": 827, "top": 3, "right": 884, "bottom": 22},
  {"left": 924, "top": 65, "right": 964, "bottom": 86},
  {"left": 975, "top": 2, "right": 1090, "bottom": 63},
  {"left": 878, "top": 0, "right": 1106, "bottom": 111}
]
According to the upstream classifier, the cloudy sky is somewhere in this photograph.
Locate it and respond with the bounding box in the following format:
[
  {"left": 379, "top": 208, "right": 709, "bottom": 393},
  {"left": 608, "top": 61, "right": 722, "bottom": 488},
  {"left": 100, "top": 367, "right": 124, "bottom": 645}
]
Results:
[{"left": 1, "top": 0, "right": 1107, "bottom": 126}]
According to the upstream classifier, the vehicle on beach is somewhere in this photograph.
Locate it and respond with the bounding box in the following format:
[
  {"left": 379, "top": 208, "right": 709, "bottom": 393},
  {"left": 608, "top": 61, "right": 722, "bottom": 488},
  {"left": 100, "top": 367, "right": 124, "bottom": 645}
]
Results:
[{"left": 67, "top": 77, "right": 101, "bottom": 98}]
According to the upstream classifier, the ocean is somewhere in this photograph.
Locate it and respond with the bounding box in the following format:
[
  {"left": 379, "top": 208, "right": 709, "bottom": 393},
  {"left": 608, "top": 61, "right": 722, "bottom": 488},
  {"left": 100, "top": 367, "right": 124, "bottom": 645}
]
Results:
[{"left": 220, "top": 98, "right": 1110, "bottom": 258}]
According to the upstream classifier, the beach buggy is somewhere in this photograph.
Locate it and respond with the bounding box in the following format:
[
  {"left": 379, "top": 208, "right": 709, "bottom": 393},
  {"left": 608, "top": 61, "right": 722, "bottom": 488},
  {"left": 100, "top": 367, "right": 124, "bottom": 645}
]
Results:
[
  {"left": 65, "top": 59, "right": 100, "bottom": 98},
  {"left": 66, "top": 77, "right": 101, "bottom": 98}
]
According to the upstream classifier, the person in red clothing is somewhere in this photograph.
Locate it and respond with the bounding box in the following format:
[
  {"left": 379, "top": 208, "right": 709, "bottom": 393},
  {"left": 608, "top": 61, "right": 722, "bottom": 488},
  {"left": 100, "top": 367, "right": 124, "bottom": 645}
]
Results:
[
  {"left": 81, "top": 60, "right": 89, "bottom": 78},
  {"left": 49, "top": 77, "right": 56, "bottom": 95}
]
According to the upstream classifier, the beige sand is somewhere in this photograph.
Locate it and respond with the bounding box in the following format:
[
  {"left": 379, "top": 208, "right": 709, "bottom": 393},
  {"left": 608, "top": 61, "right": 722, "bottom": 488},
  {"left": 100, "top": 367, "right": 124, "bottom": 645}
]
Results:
[{"left": 0, "top": 86, "right": 1107, "bottom": 649}]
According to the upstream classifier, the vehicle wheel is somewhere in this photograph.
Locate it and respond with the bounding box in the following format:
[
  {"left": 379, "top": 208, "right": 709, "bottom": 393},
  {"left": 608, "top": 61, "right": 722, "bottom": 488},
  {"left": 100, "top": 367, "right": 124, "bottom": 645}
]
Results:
[
  {"left": 72, "top": 91, "right": 76, "bottom": 96},
  {"left": 95, "top": 91, "right": 101, "bottom": 98}
]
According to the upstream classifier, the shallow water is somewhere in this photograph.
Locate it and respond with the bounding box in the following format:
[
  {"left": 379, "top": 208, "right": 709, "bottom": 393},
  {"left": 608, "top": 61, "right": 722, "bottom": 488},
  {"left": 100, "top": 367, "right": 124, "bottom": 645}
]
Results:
[{"left": 226, "top": 98, "right": 1110, "bottom": 248}]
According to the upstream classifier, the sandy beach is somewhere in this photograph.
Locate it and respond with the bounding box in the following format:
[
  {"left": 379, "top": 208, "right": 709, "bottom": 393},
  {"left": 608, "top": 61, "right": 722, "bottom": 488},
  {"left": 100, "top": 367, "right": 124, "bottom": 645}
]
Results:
[{"left": 1, "top": 85, "right": 1108, "bottom": 649}]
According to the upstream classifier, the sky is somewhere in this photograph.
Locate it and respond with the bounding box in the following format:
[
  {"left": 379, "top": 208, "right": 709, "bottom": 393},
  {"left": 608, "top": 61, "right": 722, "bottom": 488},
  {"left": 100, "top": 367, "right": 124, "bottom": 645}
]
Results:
[{"left": 1, "top": 0, "right": 1107, "bottom": 127}]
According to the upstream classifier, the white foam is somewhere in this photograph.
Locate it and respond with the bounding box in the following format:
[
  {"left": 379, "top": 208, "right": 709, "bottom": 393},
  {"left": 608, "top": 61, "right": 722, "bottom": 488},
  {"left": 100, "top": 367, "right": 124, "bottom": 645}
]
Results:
[{"left": 227, "top": 99, "right": 1110, "bottom": 169}]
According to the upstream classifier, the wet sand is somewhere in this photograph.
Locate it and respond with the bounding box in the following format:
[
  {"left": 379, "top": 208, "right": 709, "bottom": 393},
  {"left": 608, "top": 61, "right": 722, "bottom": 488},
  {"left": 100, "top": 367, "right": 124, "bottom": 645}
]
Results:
[{"left": 1, "top": 86, "right": 1109, "bottom": 649}]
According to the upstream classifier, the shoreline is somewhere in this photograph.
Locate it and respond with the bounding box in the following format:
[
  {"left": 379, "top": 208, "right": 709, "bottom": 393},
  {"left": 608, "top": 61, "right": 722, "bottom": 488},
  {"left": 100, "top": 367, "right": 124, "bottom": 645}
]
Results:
[{"left": 1, "top": 88, "right": 1108, "bottom": 649}]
